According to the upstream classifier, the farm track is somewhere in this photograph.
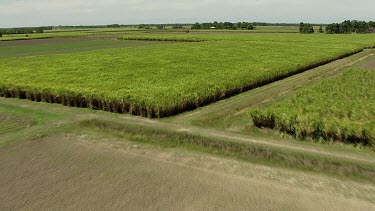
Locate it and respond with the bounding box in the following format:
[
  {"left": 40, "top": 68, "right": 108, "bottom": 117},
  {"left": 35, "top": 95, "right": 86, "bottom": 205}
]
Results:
[
  {"left": 115, "top": 116, "right": 375, "bottom": 165},
  {"left": 1, "top": 135, "right": 374, "bottom": 210}
]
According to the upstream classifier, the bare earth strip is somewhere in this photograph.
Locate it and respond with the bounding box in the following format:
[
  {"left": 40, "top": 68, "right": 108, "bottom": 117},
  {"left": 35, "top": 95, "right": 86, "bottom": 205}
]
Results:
[
  {"left": 0, "top": 135, "right": 374, "bottom": 210},
  {"left": 0, "top": 38, "right": 91, "bottom": 47}
]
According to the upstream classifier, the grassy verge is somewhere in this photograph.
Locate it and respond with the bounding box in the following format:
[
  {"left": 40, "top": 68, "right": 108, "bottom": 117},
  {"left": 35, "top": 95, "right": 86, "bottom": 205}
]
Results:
[
  {"left": 79, "top": 119, "right": 375, "bottom": 184},
  {"left": 0, "top": 103, "right": 65, "bottom": 147}
]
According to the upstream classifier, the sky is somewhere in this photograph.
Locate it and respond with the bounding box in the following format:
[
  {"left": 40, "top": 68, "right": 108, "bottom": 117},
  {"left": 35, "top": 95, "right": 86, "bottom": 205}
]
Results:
[{"left": 0, "top": 0, "right": 374, "bottom": 27}]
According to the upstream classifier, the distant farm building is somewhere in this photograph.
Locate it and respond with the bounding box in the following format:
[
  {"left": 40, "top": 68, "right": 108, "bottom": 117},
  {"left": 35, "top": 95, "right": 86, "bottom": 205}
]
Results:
[
  {"left": 210, "top": 26, "right": 216, "bottom": 29},
  {"left": 369, "top": 28, "right": 375, "bottom": 33}
]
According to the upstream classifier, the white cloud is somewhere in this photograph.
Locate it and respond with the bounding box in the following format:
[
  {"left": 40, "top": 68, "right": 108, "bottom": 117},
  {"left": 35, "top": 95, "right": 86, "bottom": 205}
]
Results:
[
  {"left": 0, "top": 0, "right": 144, "bottom": 15},
  {"left": 0, "top": 0, "right": 374, "bottom": 27}
]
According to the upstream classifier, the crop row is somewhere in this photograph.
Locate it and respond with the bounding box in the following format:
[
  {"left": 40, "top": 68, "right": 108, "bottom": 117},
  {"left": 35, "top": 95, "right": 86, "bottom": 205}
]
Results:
[{"left": 250, "top": 69, "right": 375, "bottom": 147}]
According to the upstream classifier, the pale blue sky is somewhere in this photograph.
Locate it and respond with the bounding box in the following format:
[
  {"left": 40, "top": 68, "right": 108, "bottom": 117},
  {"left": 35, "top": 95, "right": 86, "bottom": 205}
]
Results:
[{"left": 0, "top": 0, "right": 374, "bottom": 27}]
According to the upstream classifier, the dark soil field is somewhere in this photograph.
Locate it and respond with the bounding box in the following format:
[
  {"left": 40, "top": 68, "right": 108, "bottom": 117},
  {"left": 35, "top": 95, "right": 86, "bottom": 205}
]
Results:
[
  {"left": 0, "top": 38, "right": 91, "bottom": 47},
  {"left": 0, "top": 38, "right": 172, "bottom": 58}
]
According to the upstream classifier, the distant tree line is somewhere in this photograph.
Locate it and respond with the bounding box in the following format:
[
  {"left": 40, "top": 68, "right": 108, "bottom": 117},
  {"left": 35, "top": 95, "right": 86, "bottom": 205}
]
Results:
[
  {"left": 326, "top": 20, "right": 375, "bottom": 34},
  {"left": 172, "top": 24, "right": 184, "bottom": 29},
  {"left": 51, "top": 22, "right": 306, "bottom": 30},
  {"left": 137, "top": 24, "right": 186, "bottom": 30},
  {"left": 156, "top": 25, "right": 165, "bottom": 30},
  {"left": 107, "top": 24, "right": 121, "bottom": 28},
  {"left": 299, "top": 22, "right": 315, "bottom": 33},
  {"left": 0, "top": 26, "right": 52, "bottom": 35},
  {"left": 54, "top": 25, "right": 114, "bottom": 29},
  {"left": 137, "top": 24, "right": 151, "bottom": 29},
  {"left": 0, "top": 28, "right": 34, "bottom": 35},
  {"left": 191, "top": 21, "right": 254, "bottom": 30},
  {"left": 252, "top": 22, "right": 301, "bottom": 26}
]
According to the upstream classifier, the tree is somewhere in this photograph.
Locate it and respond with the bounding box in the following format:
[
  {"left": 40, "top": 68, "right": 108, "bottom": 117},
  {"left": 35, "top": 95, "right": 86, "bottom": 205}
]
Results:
[
  {"left": 318, "top": 26, "right": 324, "bottom": 33},
  {"left": 299, "top": 22, "right": 314, "bottom": 34},
  {"left": 191, "top": 21, "right": 252, "bottom": 30},
  {"left": 241, "top": 22, "right": 254, "bottom": 30},
  {"left": 35, "top": 27, "right": 44, "bottom": 33},
  {"left": 156, "top": 25, "right": 165, "bottom": 30},
  {"left": 354, "top": 21, "right": 369, "bottom": 33},
  {"left": 172, "top": 24, "right": 183, "bottom": 29},
  {"left": 299, "top": 22, "right": 304, "bottom": 33},
  {"left": 213, "top": 21, "right": 218, "bottom": 28},
  {"left": 339, "top": 20, "right": 352, "bottom": 34},
  {"left": 223, "top": 22, "right": 235, "bottom": 30},
  {"left": 202, "top": 22, "right": 210, "bottom": 29},
  {"left": 107, "top": 24, "right": 120, "bottom": 28},
  {"left": 191, "top": 22, "right": 201, "bottom": 29},
  {"left": 217, "top": 22, "right": 224, "bottom": 29},
  {"left": 0, "top": 31, "right": 2, "bottom": 37},
  {"left": 237, "top": 22, "right": 242, "bottom": 29},
  {"left": 326, "top": 20, "right": 371, "bottom": 34}
]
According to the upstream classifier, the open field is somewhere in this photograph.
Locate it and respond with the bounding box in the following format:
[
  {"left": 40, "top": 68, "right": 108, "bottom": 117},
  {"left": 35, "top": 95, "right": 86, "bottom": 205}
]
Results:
[
  {"left": 121, "top": 33, "right": 375, "bottom": 46},
  {"left": 0, "top": 26, "right": 297, "bottom": 42},
  {"left": 0, "top": 27, "right": 144, "bottom": 41},
  {"left": 1, "top": 30, "right": 375, "bottom": 209},
  {"left": 0, "top": 26, "right": 299, "bottom": 42},
  {"left": 1, "top": 33, "right": 375, "bottom": 117}
]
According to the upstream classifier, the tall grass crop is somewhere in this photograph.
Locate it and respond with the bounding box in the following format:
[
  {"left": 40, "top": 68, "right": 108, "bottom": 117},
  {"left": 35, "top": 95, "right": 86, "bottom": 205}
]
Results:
[
  {"left": 1, "top": 33, "right": 375, "bottom": 118},
  {"left": 250, "top": 69, "right": 375, "bottom": 147}
]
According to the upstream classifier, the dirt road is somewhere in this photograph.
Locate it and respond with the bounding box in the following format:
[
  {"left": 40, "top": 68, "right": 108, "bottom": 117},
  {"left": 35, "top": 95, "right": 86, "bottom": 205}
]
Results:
[{"left": 0, "top": 135, "right": 373, "bottom": 210}]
